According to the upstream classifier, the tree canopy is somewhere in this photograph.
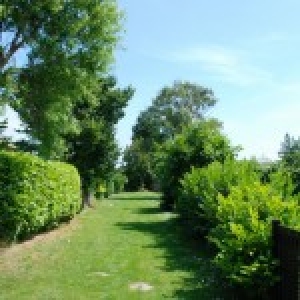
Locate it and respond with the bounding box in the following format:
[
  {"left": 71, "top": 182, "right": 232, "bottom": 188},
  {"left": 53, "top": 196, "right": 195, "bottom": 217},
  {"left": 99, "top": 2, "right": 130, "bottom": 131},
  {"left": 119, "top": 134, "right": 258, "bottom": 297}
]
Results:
[
  {"left": 157, "top": 120, "right": 236, "bottom": 210},
  {"left": 133, "top": 80, "right": 217, "bottom": 143},
  {"left": 279, "top": 133, "right": 300, "bottom": 194},
  {"left": 123, "top": 139, "right": 156, "bottom": 191},
  {"left": 1, "top": 0, "right": 121, "bottom": 72},
  {"left": 63, "top": 76, "right": 134, "bottom": 206},
  {"left": 1, "top": 0, "right": 123, "bottom": 157},
  {"left": 123, "top": 81, "right": 218, "bottom": 191}
]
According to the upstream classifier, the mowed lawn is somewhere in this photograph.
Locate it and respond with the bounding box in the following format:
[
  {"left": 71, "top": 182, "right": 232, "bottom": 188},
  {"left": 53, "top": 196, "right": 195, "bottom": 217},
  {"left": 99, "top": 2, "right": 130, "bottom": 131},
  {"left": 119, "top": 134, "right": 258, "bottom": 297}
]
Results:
[{"left": 0, "top": 192, "right": 223, "bottom": 300}]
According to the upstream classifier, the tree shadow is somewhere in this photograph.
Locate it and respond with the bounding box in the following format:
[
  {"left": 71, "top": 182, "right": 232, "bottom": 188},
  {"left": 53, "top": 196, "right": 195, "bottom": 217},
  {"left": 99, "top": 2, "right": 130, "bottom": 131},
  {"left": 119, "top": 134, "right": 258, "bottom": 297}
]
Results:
[
  {"left": 116, "top": 215, "right": 230, "bottom": 299},
  {"left": 134, "top": 206, "right": 162, "bottom": 215},
  {"left": 109, "top": 193, "right": 161, "bottom": 202}
]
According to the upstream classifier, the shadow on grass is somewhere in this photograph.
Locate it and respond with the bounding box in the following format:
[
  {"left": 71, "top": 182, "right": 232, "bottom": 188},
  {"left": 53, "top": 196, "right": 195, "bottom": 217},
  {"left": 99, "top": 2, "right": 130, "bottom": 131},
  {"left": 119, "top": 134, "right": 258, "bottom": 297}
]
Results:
[
  {"left": 116, "top": 215, "right": 229, "bottom": 299},
  {"left": 109, "top": 193, "right": 161, "bottom": 202},
  {"left": 134, "top": 206, "right": 162, "bottom": 215},
  {"left": 0, "top": 239, "right": 10, "bottom": 253}
]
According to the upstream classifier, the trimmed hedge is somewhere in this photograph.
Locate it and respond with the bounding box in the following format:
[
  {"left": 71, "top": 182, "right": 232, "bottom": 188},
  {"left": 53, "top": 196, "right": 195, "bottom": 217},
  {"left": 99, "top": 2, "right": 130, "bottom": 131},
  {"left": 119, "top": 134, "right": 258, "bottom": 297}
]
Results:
[
  {"left": 177, "top": 159, "right": 260, "bottom": 234},
  {"left": 209, "top": 182, "right": 300, "bottom": 298},
  {"left": 178, "top": 158, "right": 300, "bottom": 298},
  {"left": 0, "top": 151, "right": 81, "bottom": 241}
]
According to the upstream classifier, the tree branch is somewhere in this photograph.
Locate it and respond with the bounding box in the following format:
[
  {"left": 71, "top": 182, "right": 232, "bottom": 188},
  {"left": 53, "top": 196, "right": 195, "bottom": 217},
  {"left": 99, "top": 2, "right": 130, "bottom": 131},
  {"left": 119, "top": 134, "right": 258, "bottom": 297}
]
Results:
[{"left": 0, "top": 30, "right": 24, "bottom": 70}]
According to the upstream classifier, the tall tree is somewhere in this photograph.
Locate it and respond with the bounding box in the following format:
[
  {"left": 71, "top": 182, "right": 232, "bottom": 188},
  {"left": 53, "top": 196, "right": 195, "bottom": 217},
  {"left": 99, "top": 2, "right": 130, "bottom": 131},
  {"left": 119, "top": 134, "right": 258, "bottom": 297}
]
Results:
[
  {"left": 1, "top": 0, "right": 123, "bottom": 158},
  {"left": 63, "top": 76, "right": 133, "bottom": 207},
  {"left": 123, "top": 139, "right": 156, "bottom": 191},
  {"left": 124, "top": 81, "right": 217, "bottom": 191},
  {"left": 279, "top": 133, "right": 297, "bottom": 156},
  {"left": 1, "top": 0, "right": 121, "bottom": 73},
  {"left": 279, "top": 133, "right": 300, "bottom": 194},
  {"left": 133, "top": 81, "right": 217, "bottom": 143},
  {"left": 157, "top": 120, "right": 236, "bottom": 210}
]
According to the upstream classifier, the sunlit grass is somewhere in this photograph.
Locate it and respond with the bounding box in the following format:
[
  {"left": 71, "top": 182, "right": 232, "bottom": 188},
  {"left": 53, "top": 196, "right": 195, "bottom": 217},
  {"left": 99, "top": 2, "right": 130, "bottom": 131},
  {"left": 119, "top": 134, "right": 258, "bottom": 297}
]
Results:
[{"left": 0, "top": 192, "right": 223, "bottom": 299}]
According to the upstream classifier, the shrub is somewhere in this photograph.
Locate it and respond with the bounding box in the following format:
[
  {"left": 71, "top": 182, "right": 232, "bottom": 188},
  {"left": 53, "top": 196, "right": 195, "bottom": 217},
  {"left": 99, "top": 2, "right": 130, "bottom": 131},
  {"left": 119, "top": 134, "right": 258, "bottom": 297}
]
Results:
[
  {"left": 157, "top": 120, "right": 236, "bottom": 210},
  {"left": 209, "top": 182, "right": 300, "bottom": 299},
  {"left": 177, "top": 159, "right": 260, "bottom": 234},
  {"left": 269, "top": 166, "right": 295, "bottom": 199},
  {"left": 95, "top": 181, "right": 106, "bottom": 199},
  {"left": 113, "top": 171, "right": 127, "bottom": 194},
  {"left": 279, "top": 133, "right": 300, "bottom": 194},
  {"left": 0, "top": 151, "right": 81, "bottom": 241}
]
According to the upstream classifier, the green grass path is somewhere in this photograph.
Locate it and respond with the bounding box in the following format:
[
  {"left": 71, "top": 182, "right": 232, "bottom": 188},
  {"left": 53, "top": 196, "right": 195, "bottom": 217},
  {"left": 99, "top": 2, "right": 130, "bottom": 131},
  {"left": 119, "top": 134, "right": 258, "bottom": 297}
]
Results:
[{"left": 0, "top": 192, "right": 221, "bottom": 299}]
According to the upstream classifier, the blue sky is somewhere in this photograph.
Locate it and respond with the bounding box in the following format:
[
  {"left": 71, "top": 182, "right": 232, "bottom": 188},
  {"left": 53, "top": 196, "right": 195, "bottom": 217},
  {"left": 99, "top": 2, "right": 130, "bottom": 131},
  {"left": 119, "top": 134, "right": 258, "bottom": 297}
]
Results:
[
  {"left": 114, "top": 0, "right": 300, "bottom": 160},
  {"left": 3, "top": 1, "right": 300, "bottom": 160}
]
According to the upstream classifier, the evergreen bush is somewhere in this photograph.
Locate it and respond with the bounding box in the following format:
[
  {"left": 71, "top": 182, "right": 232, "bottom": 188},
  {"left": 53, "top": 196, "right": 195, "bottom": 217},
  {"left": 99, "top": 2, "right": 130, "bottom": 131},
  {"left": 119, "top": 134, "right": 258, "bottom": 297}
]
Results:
[
  {"left": 177, "top": 159, "right": 260, "bottom": 234},
  {"left": 209, "top": 182, "right": 300, "bottom": 298},
  {"left": 0, "top": 151, "right": 81, "bottom": 241}
]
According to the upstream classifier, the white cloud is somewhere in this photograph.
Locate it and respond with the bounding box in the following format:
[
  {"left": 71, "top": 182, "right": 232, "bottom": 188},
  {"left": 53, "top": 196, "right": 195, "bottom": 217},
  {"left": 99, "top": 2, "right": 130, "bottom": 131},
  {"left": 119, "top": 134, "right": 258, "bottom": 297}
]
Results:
[{"left": 168, "top": 46, "right": 273, "bottom": 86}]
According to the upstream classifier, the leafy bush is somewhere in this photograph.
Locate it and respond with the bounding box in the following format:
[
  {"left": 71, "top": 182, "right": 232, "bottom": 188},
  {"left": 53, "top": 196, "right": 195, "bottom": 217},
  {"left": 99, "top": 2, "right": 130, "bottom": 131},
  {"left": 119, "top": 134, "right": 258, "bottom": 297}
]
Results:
[
  {"left": 0, "top": 151, "right": 81, "bottom": 241},
  {"left": 95, "top": 181, "right": 106, "bottom": 199},
  {"left": 113, "top": 171, "right": 127, "bottom": 194},
  {"left": 178, "top": 159, "right": 260, "bottom": 234},
  {"left": 209, "top": 182, "right": 300, "bottom": 299},
  {"left": 279, "top": 133, "right": 300, "bottom": 194},
  {"left": 123, "top": 139, "right": 157, "bottom": 192},
  {"left": 157, "top": 120, "right": 236, "bottom": 210},
  {"left": 269, "top": 166, "right": 295, "bottom": 199}
]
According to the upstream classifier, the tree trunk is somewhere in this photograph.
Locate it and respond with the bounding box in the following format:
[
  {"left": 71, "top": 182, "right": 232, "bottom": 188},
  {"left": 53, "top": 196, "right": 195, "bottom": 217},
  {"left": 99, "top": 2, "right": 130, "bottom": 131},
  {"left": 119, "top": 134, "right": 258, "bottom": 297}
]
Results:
[{"left": 82, "top": 187, "right": 93, "bottom": 208}]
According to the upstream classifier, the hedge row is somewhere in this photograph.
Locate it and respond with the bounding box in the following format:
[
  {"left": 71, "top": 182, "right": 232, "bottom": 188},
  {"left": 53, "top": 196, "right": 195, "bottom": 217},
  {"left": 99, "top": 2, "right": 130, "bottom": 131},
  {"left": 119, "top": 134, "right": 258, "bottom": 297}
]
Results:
[
  {"left": 0, "top": 151, "right": 81, "bottom": 241},
  {"left": 177, "top": 159, "right": 300, "bottom": 299},
  {"left": 177, "top": 159, "right": 260, "bottom": 235},
  {"left": 210, "top": 181, "right": 299, "bottom": 298}
]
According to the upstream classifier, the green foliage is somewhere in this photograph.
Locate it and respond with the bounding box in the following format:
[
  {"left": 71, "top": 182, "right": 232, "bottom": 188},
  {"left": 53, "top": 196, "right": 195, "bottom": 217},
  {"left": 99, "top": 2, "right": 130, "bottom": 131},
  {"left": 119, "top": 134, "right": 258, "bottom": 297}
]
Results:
[
  {"left": 0, "top": 192, "right": 225, "bottom": 299},
  {"left": 178, "top": 159, "right": 260, "bottom": 234},
  {"left": 259, "top": 160, "right": 280, "bottom": 185},
  {"left": 269, "top": 166, "right": 295, "bottom": 199},
  {"left": 133, "top": 81, "right": 217, "bottom": 142},
  {"left": 13, "top": 138, "right": 38, "bottom": 154},
  {"left": 2, "top": 0, "right": 123, "bottom": 157},
  {"left": 63, "top": 76, "right": 133, "bottom": 206},
  {"left": 209, "top": 182, "right": 300, "bottom": 298},
  {"left": 124, "top": 81, "right": 218, "bottom": 191},
  {"left": 0, "top": 118, "right": 11, "bottom": 150},
  {"left": 178, "top": 155, "right": 300, "bottom": 297},
  {"left": 105, "top": 178, "right": 115, "bottom": 197},
  {"left": 112, "top": 171, "right": 127, "bottom": 194},
  {"left": 0, "top": 151, "right": 81, "bottom": 241},
  {"left": 157, "top": 120, "right": 236, "bottom": 210},
  {"left": 279, "top": 133, "right": 300, "bottom": 194},
  {"left": 123, "top": 139, "right": 156, "bottom": 191},
  {"left": 95, "top": 181, "right": 107, "bottom": 200}
]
